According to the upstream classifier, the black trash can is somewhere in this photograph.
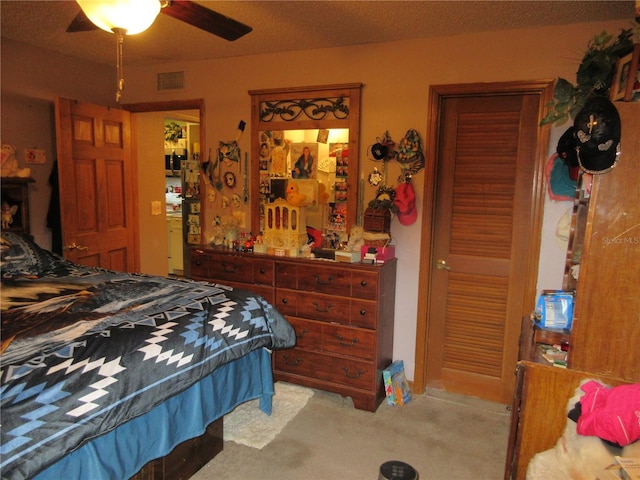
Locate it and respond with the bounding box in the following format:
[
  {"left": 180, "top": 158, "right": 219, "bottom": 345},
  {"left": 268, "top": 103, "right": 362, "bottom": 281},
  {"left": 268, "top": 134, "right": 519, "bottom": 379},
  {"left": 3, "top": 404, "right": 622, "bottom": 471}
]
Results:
[{"left": 378, "top": 460, "right": 418, "bottom": 480}]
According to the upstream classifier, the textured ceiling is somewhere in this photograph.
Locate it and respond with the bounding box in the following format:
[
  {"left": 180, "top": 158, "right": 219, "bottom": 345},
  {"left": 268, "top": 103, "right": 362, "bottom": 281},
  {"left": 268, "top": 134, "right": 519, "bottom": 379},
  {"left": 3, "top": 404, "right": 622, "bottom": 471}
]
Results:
[{"left": 1, "top": 1, "right": 635, "bottom": 67}]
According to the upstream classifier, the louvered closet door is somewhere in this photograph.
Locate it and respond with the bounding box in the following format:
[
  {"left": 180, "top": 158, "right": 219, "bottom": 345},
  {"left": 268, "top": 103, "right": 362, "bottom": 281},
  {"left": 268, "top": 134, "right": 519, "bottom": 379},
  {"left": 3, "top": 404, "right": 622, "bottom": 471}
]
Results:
[{"left": 427, "top": 94, "right": 540, "bottom": 403}]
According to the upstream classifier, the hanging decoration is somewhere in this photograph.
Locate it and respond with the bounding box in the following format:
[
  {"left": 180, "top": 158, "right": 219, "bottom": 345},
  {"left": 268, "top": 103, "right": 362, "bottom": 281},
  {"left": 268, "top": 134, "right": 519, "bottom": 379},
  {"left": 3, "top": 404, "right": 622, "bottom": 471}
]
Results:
[{"left": 395, "top": 129, "right": 425, "bottom": 179}]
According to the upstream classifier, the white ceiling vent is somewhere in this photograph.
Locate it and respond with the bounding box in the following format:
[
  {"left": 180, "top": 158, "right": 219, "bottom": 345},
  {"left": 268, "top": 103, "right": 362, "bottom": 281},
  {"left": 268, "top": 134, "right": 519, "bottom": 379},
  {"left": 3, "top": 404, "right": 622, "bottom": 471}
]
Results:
[{"left": 157, "top": 71, "right": 185, "bottom": 91}]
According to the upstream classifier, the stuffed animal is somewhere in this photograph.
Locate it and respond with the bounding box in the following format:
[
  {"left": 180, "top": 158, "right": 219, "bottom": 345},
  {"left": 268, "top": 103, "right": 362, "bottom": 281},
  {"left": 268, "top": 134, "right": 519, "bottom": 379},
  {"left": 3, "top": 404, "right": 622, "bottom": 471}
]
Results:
[
  {"left": 285, "top": 182, "right": 307, "bottom": 207},
  {"left": 318, "top": 182, "right": 330, "bottom": 204},
  {"left": 1, "top": 144, "right": 31, "bottom": 178},
  {"left": 347, "top": 225, "right": 364, "bottom": 251}
]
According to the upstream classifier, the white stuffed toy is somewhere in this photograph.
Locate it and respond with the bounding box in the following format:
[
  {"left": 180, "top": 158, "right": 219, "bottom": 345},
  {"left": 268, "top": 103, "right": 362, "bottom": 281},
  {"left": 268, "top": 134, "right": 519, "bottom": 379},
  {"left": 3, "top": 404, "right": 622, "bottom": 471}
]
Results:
[
  {"left": 526, "top": 380, "right": 640, "bottom": 480},
  {"left": 346, "top": 225, "right": 364, "bottom": 251},
  {"left": 1, "top": 144, "right": 31, "bottom": 178}
]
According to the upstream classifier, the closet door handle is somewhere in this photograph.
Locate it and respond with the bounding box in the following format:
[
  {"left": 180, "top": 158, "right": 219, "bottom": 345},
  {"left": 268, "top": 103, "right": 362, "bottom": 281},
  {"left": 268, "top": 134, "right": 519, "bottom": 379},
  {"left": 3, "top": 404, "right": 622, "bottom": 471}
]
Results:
[{"left": 436, "top": 259, "right": 451, "bottom": 271}]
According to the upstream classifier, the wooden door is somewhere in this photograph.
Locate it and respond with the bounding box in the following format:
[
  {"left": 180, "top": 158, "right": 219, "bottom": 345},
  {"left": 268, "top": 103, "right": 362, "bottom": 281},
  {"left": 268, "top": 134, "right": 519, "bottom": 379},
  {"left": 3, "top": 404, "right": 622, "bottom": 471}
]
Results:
[
  {"left": 55, "top": 98, "right": 138, "bottom": 271},
  {"left": 416, "top": 82, "right": 552, "bottom": 404}
]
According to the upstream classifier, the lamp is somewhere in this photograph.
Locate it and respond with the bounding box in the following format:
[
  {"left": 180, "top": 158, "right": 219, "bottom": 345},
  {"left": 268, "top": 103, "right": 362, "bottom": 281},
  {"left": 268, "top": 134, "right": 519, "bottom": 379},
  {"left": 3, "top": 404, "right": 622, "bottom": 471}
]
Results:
[{"left": 76, "top": 0, "right": 162, "bottom": 102}]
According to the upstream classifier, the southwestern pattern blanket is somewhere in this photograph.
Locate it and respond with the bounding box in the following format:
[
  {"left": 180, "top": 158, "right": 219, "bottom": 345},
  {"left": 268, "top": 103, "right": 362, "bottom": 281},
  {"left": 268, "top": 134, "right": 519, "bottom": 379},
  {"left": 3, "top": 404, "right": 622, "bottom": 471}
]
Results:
[{"left": 0, "top": 232, "right": 295, "bottom": 480}]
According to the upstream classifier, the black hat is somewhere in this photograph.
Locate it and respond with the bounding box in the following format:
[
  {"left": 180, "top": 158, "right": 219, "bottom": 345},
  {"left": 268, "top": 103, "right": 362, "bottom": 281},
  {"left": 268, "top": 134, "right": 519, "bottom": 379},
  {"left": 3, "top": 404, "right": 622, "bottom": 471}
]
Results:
[
  {"left": 556, "top": 127, "right": 578, "bottom": 168},
  {"left": 573, "top": 96, "right": 621, "bottom": 174},
  {"left": 370, "top": 142, "right": 389, "bottom": 161}
]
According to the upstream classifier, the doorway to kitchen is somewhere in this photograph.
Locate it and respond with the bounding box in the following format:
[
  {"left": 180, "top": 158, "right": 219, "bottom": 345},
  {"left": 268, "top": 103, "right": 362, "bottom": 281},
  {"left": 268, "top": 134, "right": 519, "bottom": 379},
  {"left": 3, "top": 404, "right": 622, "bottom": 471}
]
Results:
[
  {"left": 123, "top": 99, "right": 205, "bottom": 278},
  {"left": 164, "top": 111, "right": 200, "bottom": 276}
]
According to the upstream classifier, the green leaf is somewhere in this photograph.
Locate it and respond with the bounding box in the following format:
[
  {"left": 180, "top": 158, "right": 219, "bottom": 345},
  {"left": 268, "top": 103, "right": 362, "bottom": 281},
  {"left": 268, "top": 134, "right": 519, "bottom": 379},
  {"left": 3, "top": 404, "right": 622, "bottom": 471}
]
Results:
[{"left": 554, "top": 78, "right": 575, "bottom": 102}]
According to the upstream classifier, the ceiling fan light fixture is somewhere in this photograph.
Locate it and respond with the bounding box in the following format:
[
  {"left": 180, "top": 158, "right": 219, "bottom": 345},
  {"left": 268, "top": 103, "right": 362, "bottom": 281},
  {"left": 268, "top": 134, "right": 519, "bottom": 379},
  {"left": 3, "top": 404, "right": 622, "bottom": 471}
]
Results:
[{"left": 76, "top": 0, "right": 161, "bottom": 35}]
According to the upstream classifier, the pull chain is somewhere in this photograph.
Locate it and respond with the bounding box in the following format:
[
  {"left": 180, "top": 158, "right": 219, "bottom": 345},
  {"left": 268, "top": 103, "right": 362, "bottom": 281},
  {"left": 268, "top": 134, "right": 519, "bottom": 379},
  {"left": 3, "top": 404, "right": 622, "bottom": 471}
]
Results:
[{"left": 113, "top": 28, "right": 126, "bottom": 103}]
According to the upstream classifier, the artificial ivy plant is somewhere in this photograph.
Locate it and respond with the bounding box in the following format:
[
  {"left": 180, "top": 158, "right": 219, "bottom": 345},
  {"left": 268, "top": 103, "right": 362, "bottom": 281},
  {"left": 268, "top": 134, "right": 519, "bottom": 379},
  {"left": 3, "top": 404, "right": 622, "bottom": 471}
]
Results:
[
  {"left": 541, "top": 29, "right": 634, "bottom": 126},
  {"left": 164, "top": 122, "right": 183, "bottom": 143}
]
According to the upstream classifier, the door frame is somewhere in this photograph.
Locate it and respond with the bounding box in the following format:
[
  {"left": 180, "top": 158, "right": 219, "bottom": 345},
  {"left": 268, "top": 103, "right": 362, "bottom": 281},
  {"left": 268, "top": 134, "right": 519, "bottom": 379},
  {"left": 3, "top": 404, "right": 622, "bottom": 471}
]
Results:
[
  {"left": 412, "top": 81, "right": 554, "bottom": 395},
  {"left": 121, "top": 99, "right": 205, "bottom": 275}
]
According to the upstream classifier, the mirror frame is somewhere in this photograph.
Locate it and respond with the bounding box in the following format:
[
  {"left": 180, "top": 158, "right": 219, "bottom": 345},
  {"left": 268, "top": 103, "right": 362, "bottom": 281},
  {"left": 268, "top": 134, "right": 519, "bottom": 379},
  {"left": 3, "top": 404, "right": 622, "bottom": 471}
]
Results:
[{"left": 249, "top": 83, "right": 362, "bottom": 236}]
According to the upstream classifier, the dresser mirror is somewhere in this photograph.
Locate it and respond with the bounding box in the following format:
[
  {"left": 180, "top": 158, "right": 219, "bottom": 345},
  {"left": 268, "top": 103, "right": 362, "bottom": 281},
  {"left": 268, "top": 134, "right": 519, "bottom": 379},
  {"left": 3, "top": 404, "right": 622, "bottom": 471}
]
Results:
[{"left": 249, "top": 84, "right": 362, "bottom": 239}]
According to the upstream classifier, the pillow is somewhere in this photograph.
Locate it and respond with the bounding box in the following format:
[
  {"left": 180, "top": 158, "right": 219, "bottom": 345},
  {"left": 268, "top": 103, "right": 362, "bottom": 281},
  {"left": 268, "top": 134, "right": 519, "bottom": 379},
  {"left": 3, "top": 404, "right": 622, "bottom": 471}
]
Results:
[{"left": 1, "top": 231, "right": 61, "bottom": 279}]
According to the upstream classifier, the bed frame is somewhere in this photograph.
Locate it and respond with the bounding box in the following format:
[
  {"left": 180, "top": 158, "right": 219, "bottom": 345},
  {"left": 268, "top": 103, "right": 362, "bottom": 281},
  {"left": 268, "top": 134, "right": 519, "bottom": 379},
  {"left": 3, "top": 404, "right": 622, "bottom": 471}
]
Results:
[{"left": 131, "top": 418, "right": 223, "bottom": 480}]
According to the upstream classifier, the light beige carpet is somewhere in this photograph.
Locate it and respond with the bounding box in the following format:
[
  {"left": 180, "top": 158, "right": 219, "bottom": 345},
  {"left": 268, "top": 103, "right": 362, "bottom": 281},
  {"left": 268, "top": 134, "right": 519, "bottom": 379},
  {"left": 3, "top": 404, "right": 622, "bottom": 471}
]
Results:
[{"left": 224, "top": 382, "right": 314, "bottom": 449}]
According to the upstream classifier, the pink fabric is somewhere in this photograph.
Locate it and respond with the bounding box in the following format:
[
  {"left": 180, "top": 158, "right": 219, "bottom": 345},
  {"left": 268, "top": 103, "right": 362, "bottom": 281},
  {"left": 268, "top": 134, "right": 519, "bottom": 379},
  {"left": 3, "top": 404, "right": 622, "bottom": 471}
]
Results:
[{"left": 576, "top": 380, "right": 640, "bottom": 446}]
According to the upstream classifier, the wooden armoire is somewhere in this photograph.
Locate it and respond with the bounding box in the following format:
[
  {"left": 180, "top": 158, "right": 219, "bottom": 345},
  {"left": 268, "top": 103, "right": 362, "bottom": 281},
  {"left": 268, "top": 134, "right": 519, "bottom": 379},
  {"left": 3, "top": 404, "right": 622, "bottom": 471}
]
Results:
[{"left": 505, "top": 103, "right": 640, "bottom": 479}]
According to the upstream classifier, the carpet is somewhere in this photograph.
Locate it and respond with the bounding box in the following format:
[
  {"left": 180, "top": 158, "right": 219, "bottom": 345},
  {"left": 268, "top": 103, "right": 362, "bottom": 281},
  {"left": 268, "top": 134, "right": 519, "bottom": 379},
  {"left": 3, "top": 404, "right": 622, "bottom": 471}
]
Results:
[{"left": 224, "top": 382, "right": 314, "bottom": 449}]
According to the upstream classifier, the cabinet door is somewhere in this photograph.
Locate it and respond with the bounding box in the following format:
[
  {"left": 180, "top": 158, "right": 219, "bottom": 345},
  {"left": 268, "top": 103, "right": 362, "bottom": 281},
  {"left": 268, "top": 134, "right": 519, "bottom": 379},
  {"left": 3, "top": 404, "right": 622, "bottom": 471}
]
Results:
[{"left": 568, "top": 104, "right": 640, "bottom": 381}]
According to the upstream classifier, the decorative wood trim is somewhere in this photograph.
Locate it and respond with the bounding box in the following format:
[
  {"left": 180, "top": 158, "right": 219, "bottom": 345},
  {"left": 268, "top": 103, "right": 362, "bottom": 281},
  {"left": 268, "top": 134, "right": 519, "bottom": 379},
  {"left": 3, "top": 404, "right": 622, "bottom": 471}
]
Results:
[
  {"left": 249, "top": 83, "right": 362, "bottom": 235},
  {"left": 120, "top": 98, "right": 205, "bottom": 270}
]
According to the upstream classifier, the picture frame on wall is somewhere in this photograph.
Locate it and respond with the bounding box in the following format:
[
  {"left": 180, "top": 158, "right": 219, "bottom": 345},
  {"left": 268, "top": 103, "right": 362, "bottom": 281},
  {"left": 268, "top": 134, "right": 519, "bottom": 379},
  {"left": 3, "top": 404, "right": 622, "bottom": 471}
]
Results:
[
  {"left": 610, "top": 44, "right": 640, "bottom": 102},
  {"left": 623, "top": 44, "right": 640, "bottom": 102}
]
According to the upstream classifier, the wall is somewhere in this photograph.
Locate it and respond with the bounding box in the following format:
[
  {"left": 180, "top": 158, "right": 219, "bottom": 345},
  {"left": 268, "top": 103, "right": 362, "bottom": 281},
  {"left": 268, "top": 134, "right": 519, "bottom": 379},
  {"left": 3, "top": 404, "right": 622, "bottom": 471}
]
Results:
[
  {"left": 132, "top": 111, "right": 170, "bottom": 276},
  {"left": 1, "top": 20, "right": 627, "bottom": 381},
  {"left": 0, "top": 38, "right": 115, "bottom": 250}
]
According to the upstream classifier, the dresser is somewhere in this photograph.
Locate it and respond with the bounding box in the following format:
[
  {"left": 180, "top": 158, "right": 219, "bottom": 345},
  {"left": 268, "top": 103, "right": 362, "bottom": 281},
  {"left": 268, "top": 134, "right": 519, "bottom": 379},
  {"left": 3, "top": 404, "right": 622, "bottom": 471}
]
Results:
[{"left": 190, "top": 247, "right": 397, "bottom": 412}]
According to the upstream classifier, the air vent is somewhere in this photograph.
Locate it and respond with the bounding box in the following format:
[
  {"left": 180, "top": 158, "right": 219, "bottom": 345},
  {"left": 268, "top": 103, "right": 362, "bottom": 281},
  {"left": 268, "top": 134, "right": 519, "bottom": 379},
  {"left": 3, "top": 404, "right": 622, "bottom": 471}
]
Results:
[{"left": 157, "top": 71, "right": 185, "bottom": 91}]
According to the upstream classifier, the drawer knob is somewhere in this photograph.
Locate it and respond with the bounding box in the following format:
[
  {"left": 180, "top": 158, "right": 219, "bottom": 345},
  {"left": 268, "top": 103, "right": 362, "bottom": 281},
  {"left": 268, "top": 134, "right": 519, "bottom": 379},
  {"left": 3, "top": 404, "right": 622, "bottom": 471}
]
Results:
[
  {"left": 281, "top": 298, "right": 288, "bottom": 304},
  {"left": 359, "top": 309, "right": 366, "bottom": 316},
  {"left": 336, "top": 334, "right": 358, "bottom": 347},
  {"left": 342, "top": 367, "right": 364, "bottom": 379},
  {"left": 283, "top": 354, "right": 302, "bottom": 366},
  {"left": 313, "top": 301, "right": 334, "bottom": 313},
  {"left": 259, "top": 268, "right": 266, "bottom": 274},
  {"left": 360, "top": 280, "right": 367, "bottom": 287}
]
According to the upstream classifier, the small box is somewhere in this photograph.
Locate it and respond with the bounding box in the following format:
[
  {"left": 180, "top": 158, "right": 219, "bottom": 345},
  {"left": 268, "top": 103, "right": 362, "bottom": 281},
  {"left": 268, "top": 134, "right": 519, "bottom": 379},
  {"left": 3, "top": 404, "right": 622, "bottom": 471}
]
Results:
[
  {"left": 363, "top": 208, "right": 391, "bottom": 233},
  {"left": 360, "top": 245, "right": 395, "bottom": 263},
  {"left": 335, "top": 250, "right": 361, "bottom": 263}
]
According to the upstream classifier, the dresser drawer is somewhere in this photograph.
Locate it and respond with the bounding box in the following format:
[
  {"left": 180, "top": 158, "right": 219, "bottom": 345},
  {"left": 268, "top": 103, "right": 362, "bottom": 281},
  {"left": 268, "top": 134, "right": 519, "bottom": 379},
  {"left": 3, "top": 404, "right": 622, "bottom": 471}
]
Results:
[
  {"left": 219, "top": 281, "right": 274, "bottom": 305},
  {"left": 287, "top": 317, "right": 323, "bottom": 351},
  {"left": 252, "top": 258, "right": 275, "bottom": 286},
  {"left": 274, "top": 348, "right": 375, "bottom": 390},
  {"left": 323, "top": 324, "right": 375, "bottom": 360},
  {"left": 349, "top": 299, "right": 377, "bottom": 329},
  {"left": 190, "top": 249, "right": 210, "bottom": 278},
  {"left": 276, "top": 289, "right": 351, "bottom": 324},
  {"left": 350, "top": 271, "right": 379, "bottom": 300},
  {"left": 275, "top": 262, "right": 297, "bottom": 289},
  {"left": 208, "top": 254, "right": 254, "bottom": 284},
  {"left": 299, "top": 265, "right": 351, "bottom": 295}
]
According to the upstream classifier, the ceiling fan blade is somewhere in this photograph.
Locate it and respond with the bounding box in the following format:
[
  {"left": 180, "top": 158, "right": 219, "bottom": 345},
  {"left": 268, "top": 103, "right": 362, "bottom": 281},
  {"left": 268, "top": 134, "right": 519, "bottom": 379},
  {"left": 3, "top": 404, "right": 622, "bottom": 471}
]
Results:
[
  {"left": 162, "top": 0, "right": 252, "bottom": 41},
  {"left": 66, "top": 10, "right": 99, "bottom": 33}
]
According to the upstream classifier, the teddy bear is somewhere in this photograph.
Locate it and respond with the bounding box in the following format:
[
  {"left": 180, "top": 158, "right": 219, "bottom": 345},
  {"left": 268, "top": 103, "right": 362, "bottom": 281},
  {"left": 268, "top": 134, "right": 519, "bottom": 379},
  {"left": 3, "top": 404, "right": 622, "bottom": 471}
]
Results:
[{"left": 1, "top": 144, "right": 31, "bottom": 178}]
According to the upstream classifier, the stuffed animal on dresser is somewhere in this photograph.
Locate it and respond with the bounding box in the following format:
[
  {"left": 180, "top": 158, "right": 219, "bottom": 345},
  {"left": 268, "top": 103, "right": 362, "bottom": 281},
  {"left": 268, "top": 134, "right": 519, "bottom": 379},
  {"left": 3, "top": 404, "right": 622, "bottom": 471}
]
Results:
[{"left": 1, "top": 144, "right": 31, "bottom": 178}]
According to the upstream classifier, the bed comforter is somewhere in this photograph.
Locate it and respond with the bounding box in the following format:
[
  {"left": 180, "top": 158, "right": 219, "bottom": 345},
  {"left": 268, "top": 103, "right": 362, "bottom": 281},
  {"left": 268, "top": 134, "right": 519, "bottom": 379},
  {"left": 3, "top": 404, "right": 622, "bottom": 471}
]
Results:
[{"left": 0, "top": 232, "right": 295, "bottom": 480}]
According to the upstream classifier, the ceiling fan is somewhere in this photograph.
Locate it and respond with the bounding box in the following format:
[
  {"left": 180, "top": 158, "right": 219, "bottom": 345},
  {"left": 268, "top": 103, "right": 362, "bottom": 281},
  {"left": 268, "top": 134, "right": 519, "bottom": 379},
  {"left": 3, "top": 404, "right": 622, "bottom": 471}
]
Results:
[{"left": 66, "top": 0, "right": 252, "bottom": 41}]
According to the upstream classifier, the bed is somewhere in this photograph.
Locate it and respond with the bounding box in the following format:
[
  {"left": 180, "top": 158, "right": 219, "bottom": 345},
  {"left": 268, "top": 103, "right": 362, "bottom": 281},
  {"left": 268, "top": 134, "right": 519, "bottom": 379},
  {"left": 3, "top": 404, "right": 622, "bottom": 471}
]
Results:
[{"left": 0, "top": 231, "right": 296, "bottom": 480}]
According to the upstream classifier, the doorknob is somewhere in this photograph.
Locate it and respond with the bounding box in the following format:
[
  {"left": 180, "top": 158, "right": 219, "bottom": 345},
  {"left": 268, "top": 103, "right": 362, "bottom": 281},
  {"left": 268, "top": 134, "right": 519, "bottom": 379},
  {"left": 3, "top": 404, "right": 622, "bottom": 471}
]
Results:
[
  {"left": 66, "top": 242, "right": 88, "bottom": 251},
  {"left": 436, "top": 259, "right": 451, "bottom": 271}
]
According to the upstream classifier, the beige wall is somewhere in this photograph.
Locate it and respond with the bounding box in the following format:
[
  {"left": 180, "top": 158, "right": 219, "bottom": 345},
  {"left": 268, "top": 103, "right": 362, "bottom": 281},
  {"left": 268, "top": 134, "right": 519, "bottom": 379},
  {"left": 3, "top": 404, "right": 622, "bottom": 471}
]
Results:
[
  {"left": 1, "top": 20, "right": 628, "bottom": 380},
  {"left": 132, "top": 111, "right": 171, "bottom": 276},
  {"left": 1, "top": 38, "right": 116, "bottom": 250},
  {"left": 122, "top": 20, "right": 627, "bottom": 380}
]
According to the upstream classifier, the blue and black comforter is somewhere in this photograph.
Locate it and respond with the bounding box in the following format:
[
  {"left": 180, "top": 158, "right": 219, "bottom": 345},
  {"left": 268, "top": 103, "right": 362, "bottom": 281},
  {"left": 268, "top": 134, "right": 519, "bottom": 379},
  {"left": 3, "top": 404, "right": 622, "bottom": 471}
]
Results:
[{"left": 0, "top": 232, "right": 295, "bottom": 479}]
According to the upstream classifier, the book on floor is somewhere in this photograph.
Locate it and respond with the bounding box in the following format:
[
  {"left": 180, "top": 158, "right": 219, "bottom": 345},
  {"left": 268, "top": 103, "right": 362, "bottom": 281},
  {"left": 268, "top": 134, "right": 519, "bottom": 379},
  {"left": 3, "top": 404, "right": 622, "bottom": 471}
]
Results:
[{"left": 383, "top": 360, "right": 412, "bottom": 406}]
